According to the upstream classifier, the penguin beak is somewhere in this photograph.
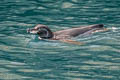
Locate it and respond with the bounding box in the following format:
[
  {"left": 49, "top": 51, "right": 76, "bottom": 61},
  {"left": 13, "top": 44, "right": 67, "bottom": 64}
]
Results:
[{"left": 27, "top": 28, "right": 38, "bottom": 34}]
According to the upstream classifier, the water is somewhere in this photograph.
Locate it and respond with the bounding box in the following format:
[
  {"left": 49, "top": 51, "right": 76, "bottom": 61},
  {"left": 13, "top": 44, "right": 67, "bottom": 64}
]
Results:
[{"left": 0, "top": 0, "right": 120, "bottom": 80}]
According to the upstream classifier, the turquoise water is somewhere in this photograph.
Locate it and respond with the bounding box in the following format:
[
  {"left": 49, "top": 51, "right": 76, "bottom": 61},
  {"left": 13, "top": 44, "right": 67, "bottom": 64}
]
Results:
[{"left": 0, "top": 0, "right": 120, "bottom": 80}]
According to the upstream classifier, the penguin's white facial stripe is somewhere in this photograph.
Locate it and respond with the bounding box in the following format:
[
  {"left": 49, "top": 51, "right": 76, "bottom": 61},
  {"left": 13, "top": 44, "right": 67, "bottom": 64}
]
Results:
[
  {"left": 30, "top": 30, "right": 38, "bottom": 34},
  {"left": 27, "top": 28, "right": 40, "bottom": 34},
  {"left": 38, "top": 36, "right": 43, "bottom": 40}
]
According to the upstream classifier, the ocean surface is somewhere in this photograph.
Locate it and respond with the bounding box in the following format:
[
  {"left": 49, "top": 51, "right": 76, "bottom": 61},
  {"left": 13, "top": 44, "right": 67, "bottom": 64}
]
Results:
[{"left": 0, "top": 0, "right": 120, "bottom": 80}]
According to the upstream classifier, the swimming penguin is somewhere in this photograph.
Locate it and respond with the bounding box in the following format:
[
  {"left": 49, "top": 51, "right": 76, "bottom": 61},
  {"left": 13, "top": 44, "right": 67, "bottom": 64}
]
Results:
[{"left": 27, "top": 24, "right": 108, "bottom": 45}]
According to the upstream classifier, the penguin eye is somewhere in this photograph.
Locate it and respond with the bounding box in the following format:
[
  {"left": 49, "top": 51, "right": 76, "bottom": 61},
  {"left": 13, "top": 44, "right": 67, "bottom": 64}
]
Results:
[{"left": 37, "top": 28, "right": 47, "bottom": 34}]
